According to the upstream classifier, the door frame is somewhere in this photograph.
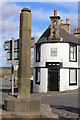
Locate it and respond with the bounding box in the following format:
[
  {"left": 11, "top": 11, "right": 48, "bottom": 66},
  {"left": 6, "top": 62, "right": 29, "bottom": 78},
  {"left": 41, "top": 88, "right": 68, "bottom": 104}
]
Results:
[{"left": 46, "top": 62, "right": 61, "bottom": 92}]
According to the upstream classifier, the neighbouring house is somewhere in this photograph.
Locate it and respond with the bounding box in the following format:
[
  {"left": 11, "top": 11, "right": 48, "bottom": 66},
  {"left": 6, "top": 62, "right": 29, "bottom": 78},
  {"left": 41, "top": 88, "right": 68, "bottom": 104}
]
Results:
[{"left": 33, "top": 10, "right": 80, "bottom": 93}]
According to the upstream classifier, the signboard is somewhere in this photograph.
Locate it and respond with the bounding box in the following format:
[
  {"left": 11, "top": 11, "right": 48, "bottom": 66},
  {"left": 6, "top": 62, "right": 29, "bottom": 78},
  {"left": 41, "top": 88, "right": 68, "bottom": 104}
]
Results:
[
  {"left": 3, "top": 37, "right": 35, "bottom": 51},
  {"left": 3, "top": 37, "right": 35, "bottom": 61},
  {"left": 7, "top": 51, "right": 19, "bottom": 60},
  {"left": 3, "top": 40, "right": 19, "bottom": 50},
  {"left": 31, "top": 37, "right": 35, "bottom": 48},
  {"left": 51, "top": 48, "right": 57, "bottom": 57}
]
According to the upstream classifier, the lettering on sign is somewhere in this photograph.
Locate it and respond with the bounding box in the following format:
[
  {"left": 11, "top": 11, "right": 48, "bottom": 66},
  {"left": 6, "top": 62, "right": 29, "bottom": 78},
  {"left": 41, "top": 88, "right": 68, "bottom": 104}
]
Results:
[{"left": 51, "top": 48, "right": 57, "bottom": 56}]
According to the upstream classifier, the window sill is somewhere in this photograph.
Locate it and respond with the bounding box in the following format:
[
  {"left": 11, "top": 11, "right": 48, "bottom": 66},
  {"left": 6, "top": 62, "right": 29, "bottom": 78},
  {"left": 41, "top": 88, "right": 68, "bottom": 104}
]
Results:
[{"left": 69, "top": 83, "right": 77, "bottom": 86}]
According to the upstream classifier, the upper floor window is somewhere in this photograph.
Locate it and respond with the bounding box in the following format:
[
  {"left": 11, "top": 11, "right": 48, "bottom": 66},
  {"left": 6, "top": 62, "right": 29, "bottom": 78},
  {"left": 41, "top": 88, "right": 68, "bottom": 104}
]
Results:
[
  {"left": 36, "top": 45, "right": 40, "bottom": 62},
  {"left": 70, "top": 45, "right": 77, "bottom": 62}
]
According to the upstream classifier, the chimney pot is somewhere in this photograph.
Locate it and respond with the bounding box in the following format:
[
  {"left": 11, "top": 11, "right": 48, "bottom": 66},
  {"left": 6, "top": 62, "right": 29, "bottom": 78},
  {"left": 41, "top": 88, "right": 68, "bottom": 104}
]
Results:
[
  {"left": 77, "top": 27, "right": 79, "bottom": 33},
  {"left": 66, "top": 18, "right": 69, "bottom": 24},
  {"left": 54, "top": 10, "right": 57, "bottom": 16},
  {"left": 75, "top": 28, "right": 77, "bottom": 33},
  {"left": 61, "top": 19, "right": 63, "bottom": 24}
]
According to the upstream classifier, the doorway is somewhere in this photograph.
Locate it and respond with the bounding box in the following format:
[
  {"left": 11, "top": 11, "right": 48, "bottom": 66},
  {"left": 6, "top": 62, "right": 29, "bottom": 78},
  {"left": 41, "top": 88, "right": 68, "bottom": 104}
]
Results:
[{"left": 47, "top": 63, "right": 60, "bottom": 91}]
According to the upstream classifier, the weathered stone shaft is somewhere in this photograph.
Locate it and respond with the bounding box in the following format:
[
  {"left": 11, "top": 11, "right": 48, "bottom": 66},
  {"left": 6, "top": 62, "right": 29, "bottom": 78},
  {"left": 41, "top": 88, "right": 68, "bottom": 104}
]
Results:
[{"left": 18, "top": 8, "right": 31, "bottom": 99}]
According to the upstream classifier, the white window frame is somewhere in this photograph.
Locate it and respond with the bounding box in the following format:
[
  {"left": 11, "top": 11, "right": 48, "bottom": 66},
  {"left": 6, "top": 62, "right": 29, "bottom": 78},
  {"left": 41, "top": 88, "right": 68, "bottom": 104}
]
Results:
[
  {"left": 35, "top": 68, "right": 40, "bottom": 85},
  {"left": 70, "top": 45, "right": 77, "bottom": 62},
  {"left": 69, "top": 69, "right": 77, "bottom": 85}
]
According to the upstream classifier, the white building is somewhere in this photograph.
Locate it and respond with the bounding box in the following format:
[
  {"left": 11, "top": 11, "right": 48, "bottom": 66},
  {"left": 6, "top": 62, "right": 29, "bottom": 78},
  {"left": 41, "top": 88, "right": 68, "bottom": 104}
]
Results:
[{"left": 33, "top": 10, "right": 80, "bottom": 93}]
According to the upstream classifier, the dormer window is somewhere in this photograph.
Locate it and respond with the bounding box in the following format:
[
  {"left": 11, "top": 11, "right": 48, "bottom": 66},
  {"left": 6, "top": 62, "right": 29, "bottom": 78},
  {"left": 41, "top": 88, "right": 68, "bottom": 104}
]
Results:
[
  {"left": 36, "top": 45, "right": 40, "bottom": 62},
  {"left": 69, "top": 45, "right": 77, "bottom": 62}
]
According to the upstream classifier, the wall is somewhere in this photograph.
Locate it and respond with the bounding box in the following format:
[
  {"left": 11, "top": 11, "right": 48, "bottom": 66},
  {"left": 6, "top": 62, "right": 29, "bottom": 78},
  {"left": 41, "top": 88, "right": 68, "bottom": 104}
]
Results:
[
  {"left": 41, "top": 43, "right": 69, "bottom": 63},
  {"left": 78, "top": 69, "right": 80, "bottom": 88},
  {"left": 33, "top": 43, "right": 80, "bottom": 92},
  {"left": 33, "top": 68, "right": 48, "bottom": 93},
  {"left": 60, "top": 69, "right": 78, "bottom": 91},
  {"left": 34, "top": 43, "right": 79, "bottom": 68}
]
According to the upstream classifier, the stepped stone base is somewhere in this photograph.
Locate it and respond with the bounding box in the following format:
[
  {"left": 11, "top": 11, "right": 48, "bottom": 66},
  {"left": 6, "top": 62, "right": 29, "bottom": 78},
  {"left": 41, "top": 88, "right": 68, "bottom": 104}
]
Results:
[
  {"left": 4, "top": 96, "right": 40, "bottom": 113},
  {"left": 2, "top": 104, "right": 58, "bottom": 119},
  {"left": 2, "top": 96, "right": 58, "bottom": 119}
]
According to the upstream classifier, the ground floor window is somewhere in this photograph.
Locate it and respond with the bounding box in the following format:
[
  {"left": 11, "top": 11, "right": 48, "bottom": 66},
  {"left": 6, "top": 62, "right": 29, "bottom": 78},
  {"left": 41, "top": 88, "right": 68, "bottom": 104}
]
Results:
[
  {"left": 69, "top": 69, "right": 77, "bottom": 85},
  {"left": 35, "top": 68, "right": 40, "bottom": 85}
]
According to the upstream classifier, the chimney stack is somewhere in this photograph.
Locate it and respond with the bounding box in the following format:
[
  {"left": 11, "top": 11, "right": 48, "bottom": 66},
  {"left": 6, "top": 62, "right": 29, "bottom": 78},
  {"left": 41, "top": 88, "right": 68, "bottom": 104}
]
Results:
[
  {"left": 74, "top": 27, "right": 80, "bottom": 38},
  {"left": 60, "top": 18, "right": 70, "bottom": 32},
  {"left": 49, "top": 10, "right": 60, "bottom": 40}
]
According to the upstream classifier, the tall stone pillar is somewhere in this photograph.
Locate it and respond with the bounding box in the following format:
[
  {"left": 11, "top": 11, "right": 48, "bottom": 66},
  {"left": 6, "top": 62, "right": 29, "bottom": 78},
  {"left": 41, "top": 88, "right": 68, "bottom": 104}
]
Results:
[
  {"left": 4, "top": 8, "right": 41, "bottom": 114},
  {"left": 18, "top": 8, "right": 31, "bottom": 99}
]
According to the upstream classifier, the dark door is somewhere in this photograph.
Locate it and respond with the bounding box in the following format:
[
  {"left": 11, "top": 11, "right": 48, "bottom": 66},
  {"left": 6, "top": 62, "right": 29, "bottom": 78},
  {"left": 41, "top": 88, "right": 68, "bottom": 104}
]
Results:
[{"left": 48, "top": 67, "right": 59, "bottom": 91}]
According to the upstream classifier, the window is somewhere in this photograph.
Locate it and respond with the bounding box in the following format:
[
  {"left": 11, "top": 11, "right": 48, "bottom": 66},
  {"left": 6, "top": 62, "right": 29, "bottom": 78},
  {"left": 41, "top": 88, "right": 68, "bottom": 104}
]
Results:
[
  {"left": 70, "top": 45, "right": 77, "bottom": 62},
  {"left": 35, "top": 68, "right": 40, "bottom": 85},
  {"left": 36, "top": 45, "right": 40, "bottom": 62},
  {"left": 69, "top": 69, "right": 77, "bottom": 85}
]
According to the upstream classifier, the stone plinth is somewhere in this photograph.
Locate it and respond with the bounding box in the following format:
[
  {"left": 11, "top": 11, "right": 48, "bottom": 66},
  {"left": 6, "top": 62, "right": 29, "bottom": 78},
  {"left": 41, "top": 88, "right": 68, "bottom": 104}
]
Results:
[
  {"left": 2, "top": 103, "right": 58, "bottom": 119},
  {"left": 4, "top": 96, "right": 40, "bottom": 113}
]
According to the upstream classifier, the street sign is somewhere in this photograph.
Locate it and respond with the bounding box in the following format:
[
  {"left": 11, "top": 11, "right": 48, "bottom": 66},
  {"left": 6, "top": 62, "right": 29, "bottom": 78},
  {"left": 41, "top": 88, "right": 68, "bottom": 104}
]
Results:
[
  {"left": 31, "top": 37, "right": 35, "bottom": 48},
  {"left": 7, "top": 51, "right": 19, "bottom": 60},
  {"left": 3, "top": 40, "right": 12, "bottom": 50},
  {"left": 4, "top": 37, "right": 35, "bottom": 51},
  {"left": 4, "top": 37, "right": 35, "bottom": 61}
]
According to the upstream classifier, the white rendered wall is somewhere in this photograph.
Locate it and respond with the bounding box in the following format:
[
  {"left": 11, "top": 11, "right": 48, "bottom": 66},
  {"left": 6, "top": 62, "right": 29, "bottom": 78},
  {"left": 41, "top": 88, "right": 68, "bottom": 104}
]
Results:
[
  {"left": 78, "top": 46, "right": 80, "bottom": 88},
  {"left": 34, "top": 43, "right": 78, "bottom": 68},
  {"left": 33, "top": 68, "right": 48, "bottom": 93},
  {"left": 78, "top": 69, "right": 80, "bottom": 88},
  {"left": 41, "top": 43, "right": 69, "bottom": 63},
  {"left": 33, "top": 43, "right": 80, "bottom": 92},
  {"left": 60, "top": 69, "right": 78, "bottom": 91},
  {"left": 78, "top": 46, "right": 80, "bottom": 67}
]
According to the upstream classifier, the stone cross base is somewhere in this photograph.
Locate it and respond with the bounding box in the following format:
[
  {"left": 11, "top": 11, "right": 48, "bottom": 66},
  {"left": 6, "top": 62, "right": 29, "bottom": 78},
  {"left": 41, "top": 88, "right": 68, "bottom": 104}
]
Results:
[
  {"left": 4, "top": 96, "right": 40, "bottom": 113},
  {"left": 2, "top": 102, "right": 58, "bottom": 119}
]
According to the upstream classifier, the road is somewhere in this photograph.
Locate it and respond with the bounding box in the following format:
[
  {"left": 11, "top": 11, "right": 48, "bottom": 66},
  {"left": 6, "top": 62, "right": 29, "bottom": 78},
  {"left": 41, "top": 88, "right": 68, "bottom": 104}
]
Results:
[
  {"left": 0, "top": 77, "right": 80, "bottom": 119},
  {"left": 41, "top": 92, "right": 79, "bottom": 108},
  {"left": 41, "top": 92, "right": 79, "bottom": 118}
]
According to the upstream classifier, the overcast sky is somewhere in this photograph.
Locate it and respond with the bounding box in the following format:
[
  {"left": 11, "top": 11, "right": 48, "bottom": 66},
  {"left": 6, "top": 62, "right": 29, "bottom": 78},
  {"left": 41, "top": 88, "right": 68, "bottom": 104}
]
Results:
[{"left": 0, "top": 1, "right": 79, "bottom": 67}]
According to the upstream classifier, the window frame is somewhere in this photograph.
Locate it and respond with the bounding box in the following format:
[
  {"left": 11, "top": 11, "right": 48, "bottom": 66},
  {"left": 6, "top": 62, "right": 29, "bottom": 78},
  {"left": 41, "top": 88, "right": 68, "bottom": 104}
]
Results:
[
  {"left": 36, "top": 45, "right": 41, "bottom": 62},
  {"left": 35, "top": 68, "right": 40, "bottom": 85},
  {"left": 69, "top": 69, "right": 77, "bottom": 86},
  {"left": 69, "top": 45, "right": 77, "bottom": 62}
]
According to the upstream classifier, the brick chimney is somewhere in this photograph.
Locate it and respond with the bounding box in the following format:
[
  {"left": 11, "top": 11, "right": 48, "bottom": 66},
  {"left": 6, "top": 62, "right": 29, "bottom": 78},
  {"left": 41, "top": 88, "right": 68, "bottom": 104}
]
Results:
[
  {"left": 60, "top": 18, "right": 70, "bottom": 33},
  {"left": 49, "top": 10, "right": 60, "bottom": 40}
]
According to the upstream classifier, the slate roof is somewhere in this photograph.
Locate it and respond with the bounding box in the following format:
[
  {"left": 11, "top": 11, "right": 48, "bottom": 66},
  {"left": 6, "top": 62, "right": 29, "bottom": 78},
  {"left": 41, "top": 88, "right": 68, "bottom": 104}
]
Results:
[{"left": 36, "top": 25, "right": 80, "bottom": 45}]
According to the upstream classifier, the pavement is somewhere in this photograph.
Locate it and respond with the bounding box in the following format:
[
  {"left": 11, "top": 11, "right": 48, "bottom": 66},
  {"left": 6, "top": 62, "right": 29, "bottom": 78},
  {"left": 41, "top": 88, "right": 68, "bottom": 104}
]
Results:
[{"left": 32, "top": 89, "right": 79, "bottom": 97}]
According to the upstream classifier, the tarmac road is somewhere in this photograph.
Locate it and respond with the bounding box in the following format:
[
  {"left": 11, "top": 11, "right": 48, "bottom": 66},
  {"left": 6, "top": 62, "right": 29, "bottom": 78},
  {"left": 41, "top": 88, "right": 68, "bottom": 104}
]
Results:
[
  {"left": 41, "top": 92, "right": 79, "bottom": 108},
  {"left": 0, "top": 77, "right": 80, "bottom": 119},
  {"left": 41, "top": 91, "right": 80, "bottom": 119}
]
